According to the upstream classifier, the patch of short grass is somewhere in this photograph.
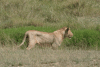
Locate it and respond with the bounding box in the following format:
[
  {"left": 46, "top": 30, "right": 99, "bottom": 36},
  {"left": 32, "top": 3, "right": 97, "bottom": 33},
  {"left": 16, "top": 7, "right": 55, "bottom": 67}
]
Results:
[{"left": 0, "top": 26, "right": 100, "bottom": 49}]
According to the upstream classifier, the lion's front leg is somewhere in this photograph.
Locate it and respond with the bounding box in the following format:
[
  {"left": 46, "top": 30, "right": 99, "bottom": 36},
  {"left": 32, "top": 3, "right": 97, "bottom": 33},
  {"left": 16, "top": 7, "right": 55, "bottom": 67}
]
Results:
[{"left": 52, "top": 43, "right": 58, "bottom": 50}]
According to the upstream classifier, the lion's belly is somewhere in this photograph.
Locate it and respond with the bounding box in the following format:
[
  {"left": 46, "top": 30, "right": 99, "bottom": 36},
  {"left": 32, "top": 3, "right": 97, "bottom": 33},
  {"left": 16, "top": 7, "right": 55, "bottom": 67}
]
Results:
[{"left": 36, "top": 34, "right": 54, "bottom": 44}]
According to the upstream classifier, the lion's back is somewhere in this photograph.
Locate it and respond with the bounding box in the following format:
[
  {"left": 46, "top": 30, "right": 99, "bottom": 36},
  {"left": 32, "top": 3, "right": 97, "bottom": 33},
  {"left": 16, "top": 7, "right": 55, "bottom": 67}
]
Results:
[{"left": 26, "top": 30, "right": 54, "bottom": 43}]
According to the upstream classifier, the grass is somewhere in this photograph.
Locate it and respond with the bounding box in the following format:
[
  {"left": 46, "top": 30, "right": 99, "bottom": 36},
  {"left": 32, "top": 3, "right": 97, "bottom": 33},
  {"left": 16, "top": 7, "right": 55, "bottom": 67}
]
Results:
[
  {"left": 64, "top": 29, "right": 100, "bottom": 49},
  {"left": 0, "top": 0, "right": 100, "bottom": 29},
  {"left": 0, "top": 26, "right": 100, "bottom": 50},
  {"left": 0, "top": 0, "right": 100, "bottom": 67},
  {"left": 0, "top": 0, "right": 100, "bottom": 49},
  {"left": 0, "top": 47, "right": 100, "bottom": 67}
]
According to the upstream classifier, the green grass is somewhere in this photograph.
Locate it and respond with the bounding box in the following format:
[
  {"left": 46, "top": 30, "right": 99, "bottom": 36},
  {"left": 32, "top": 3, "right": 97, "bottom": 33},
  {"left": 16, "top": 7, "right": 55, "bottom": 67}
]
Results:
[
  {"left": 0, "top": 26, "right": 100, "bottom": 50},
  {"left": 63, "top": 29, "right": 100, "bottom": 49}
]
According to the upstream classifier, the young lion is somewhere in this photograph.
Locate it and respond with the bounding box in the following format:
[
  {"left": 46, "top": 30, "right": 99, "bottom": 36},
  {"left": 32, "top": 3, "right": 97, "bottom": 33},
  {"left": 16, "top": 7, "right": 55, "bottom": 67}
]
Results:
[{"left": 18, "top": 27, "right": 73, "bottom": 50}]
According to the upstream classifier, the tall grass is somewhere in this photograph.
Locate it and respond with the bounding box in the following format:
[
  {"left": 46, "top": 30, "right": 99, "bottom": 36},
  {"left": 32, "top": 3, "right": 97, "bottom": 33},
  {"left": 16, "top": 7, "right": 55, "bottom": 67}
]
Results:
[{"left": 0, "top": 0, "right": 100, "bottom": 29}]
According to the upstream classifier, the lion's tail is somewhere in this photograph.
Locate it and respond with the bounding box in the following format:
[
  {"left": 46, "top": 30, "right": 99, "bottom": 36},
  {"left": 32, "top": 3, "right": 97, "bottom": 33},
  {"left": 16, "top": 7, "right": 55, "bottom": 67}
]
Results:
[{"left": 17, "top": 32, "right": 28, "bottom": 47}]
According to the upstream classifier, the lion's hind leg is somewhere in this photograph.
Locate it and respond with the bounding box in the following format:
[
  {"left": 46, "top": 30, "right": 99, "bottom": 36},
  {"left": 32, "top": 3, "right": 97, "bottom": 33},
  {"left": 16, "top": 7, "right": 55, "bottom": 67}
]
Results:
[{"left": 26, "top": 40, "right": 36, "bottom": 50}]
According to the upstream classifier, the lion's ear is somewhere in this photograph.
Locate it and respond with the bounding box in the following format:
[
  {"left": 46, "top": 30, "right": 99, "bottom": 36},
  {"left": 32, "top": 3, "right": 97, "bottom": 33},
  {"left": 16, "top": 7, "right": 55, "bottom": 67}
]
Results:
[
  {"left": 67, "top": 28, "right": 70, "bottom": 31},
  {"left": 65, "top": 28, "right": 69, "bottom": 33}
]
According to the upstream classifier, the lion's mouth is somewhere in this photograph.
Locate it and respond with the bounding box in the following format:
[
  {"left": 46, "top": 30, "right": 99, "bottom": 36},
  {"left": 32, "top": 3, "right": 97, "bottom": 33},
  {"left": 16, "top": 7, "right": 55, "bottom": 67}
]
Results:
[{"left": 68, "top": 37, "right": 72, "bottom": 39}]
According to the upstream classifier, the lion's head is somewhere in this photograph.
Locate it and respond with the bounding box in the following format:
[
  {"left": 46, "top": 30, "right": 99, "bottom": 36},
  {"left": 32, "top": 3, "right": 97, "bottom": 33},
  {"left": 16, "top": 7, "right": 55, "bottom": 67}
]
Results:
[{"left": 64, "top": 28, "right": 73, "bottom": 39}]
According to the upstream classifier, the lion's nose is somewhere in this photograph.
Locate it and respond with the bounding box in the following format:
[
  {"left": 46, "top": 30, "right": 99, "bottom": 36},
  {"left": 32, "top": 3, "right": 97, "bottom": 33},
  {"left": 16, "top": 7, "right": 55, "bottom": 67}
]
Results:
[
  {"left": 71, "top": 33, "right": 73, "bottom": 37},
  {"left": 69, "top": 34, "right": 73, "bottom": 37}
]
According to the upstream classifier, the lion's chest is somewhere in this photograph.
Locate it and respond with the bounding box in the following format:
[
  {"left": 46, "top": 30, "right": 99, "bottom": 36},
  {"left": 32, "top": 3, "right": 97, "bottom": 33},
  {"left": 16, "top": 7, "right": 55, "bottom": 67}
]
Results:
[{"left": 54, "top": 31, "right": 63, "bottom": 42}]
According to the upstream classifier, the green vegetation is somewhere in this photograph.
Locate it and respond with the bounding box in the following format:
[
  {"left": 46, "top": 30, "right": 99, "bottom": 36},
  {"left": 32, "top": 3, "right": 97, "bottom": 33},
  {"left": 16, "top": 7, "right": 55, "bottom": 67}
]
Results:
[
  {"left": 0, "top": 0, "right": 100, "bottom": 49},
  {"left": 0, "top": 26, "right": 100, "bottom": 50},
  {"left": 63, "top": 29, "right": 100, "bottom": 49}
]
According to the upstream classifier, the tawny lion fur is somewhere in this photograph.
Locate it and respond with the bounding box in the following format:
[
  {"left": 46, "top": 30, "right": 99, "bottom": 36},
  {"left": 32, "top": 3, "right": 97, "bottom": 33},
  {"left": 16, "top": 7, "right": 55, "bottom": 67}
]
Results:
[{"left": 18, "top": 27, "right": 73, "bottom": 50}]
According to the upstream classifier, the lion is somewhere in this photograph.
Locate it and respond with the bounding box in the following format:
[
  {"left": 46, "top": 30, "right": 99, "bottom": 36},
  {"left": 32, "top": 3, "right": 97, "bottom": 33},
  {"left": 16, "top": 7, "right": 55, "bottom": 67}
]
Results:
[{"left": 18, "top": 27, "right": 73, "bottom": 50}]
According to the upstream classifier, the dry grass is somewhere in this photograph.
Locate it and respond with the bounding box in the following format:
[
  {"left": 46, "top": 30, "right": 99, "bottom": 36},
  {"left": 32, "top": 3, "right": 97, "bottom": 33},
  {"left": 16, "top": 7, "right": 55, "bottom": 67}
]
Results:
[
  {"left": 0, "top": 0, "right": 100, "bottom": 29},
  {"left": 0, "top": 46, "right": 100, "bottom": 67}
]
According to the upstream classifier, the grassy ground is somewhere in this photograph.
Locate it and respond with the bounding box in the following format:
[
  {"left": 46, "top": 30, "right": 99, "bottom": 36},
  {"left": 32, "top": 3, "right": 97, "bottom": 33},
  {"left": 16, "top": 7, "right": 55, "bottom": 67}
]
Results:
[
  {"left": 0, "top": 0, "right": 100, "bottom": 67},
  {"left": 0, "top": 47, "right": 100, "bottom": 67}
]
